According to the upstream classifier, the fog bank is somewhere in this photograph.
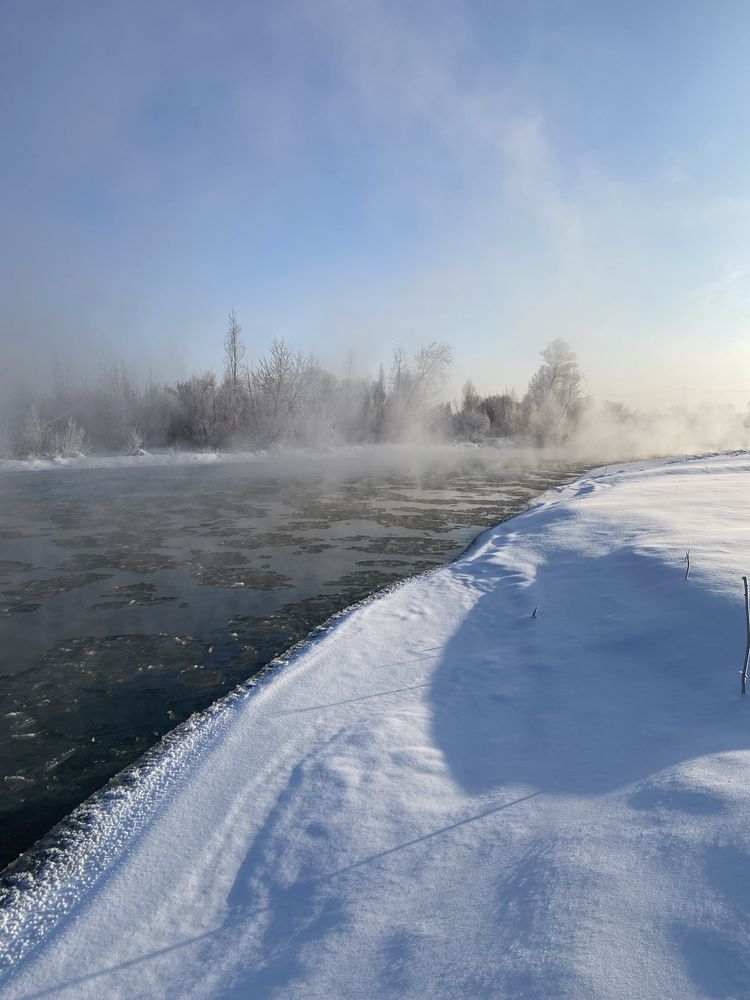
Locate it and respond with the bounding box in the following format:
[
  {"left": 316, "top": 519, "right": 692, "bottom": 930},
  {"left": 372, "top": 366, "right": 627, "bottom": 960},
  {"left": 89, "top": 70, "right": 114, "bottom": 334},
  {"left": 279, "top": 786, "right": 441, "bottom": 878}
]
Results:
[{"left": 1, "top": 329, "right": 748, "bottom": 468}]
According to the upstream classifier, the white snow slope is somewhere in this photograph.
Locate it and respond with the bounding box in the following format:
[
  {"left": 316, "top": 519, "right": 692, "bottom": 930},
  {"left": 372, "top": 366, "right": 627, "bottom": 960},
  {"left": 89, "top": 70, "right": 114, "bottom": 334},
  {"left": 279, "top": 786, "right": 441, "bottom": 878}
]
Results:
[{"left": 3, "top": 453, "right": 750, "bottom": 999}]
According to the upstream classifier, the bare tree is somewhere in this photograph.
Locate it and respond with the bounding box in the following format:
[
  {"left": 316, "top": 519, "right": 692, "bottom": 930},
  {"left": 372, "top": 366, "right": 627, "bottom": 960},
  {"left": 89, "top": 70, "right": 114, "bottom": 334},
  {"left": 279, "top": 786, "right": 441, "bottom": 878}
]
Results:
[
  {"left": 385, "top": 342, "right": 453, "bottom": 437},
  {"left": 173, "top": 372, "right": 219, "bottom": 448},
  {"left": 223, "top": 310, "right": 246, "bottom": 437},
  {"left": 412, "top": 342, "right": 453, "bottom": 406},
  {"left": 247, "top": 340, "right": 311, "bottom": 445},
  {"left": 389, "top": 346, "right": 410, "bottom": 394}
]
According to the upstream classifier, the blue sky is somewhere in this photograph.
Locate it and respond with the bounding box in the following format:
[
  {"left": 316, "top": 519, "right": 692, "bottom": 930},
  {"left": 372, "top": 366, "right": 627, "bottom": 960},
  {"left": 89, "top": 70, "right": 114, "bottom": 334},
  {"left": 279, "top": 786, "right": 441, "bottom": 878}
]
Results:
[{"left": 2, "top": 0, "right": 750, "bottom": 403}]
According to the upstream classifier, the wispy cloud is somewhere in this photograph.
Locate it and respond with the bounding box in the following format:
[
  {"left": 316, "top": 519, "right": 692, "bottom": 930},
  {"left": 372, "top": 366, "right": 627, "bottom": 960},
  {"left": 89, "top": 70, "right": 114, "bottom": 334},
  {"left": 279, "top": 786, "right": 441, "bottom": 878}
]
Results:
[{"left": 1, "top": 0, "right": 749, "bottom": 403}]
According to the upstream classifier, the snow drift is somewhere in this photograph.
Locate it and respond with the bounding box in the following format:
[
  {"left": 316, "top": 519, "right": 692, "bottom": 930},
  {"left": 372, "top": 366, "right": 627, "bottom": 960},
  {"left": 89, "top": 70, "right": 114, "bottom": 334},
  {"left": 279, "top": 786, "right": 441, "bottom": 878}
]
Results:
[{"left": 3, "top": 453, "right": 750, "bottom": 998}]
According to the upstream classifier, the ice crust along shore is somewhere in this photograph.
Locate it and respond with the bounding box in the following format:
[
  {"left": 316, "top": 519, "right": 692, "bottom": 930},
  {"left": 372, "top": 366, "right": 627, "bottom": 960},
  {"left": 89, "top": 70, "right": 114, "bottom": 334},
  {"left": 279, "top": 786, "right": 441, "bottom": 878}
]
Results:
[
  {"left": 0, "top": 442, "right": 487, "bottom": 474},
  {"left": 3, "top": 453, "right": 750, "bottom": 998},
  {"left": 0, "top": 448, "right": 257, "bottom": 472}
]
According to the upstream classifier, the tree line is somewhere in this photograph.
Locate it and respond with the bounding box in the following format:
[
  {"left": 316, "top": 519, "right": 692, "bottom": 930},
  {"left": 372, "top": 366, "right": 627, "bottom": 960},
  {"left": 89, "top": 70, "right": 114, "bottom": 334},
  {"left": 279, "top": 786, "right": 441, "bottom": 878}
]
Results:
[{"left": 1, "top": 314, "right": 585, "bottom": 458}]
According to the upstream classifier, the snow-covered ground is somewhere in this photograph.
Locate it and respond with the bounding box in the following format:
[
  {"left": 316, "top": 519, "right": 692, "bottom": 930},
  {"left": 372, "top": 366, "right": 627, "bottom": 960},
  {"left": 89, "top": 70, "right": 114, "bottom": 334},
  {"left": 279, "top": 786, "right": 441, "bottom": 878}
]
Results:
[{"left": 3, "top": 452, "right": 750, "bottom": 999}]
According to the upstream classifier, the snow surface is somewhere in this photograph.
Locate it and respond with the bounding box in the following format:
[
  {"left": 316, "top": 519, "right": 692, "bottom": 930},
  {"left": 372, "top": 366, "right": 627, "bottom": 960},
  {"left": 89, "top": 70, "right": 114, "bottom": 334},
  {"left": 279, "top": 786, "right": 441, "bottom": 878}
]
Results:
[{"left": 3, "top": 453, "right": 750, "bottom": 998}]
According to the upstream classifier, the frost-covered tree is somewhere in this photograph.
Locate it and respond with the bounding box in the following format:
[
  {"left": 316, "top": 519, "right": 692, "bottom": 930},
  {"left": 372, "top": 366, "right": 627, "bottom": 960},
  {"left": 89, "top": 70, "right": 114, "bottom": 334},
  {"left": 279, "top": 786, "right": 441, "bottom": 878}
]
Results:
[
  {"left": 480, "top": 391, "right": 519, "bottom": 436},
  {"left": 172, "top": 372, "right": 219, "bottom": 448},
  {"left": 57, "top": 416, "right": 86, "bottom": 455},
  {"left": 20, "top": 404, "right": 46, "bottom": 455},
  {"left": 522, "top": 339, "right": 583, "bottom": 444},
  {"left": 461, "top": 380, "right": 481, "bottom": 412},
  {"left": 454, "top": 380, "right": 490, "bottom": 441},
  {"left": 15, "top": 405, "right": 85, "bottom": 457},
  {"left": 385, "top": 342, "right": 453, "bottom": 438}
]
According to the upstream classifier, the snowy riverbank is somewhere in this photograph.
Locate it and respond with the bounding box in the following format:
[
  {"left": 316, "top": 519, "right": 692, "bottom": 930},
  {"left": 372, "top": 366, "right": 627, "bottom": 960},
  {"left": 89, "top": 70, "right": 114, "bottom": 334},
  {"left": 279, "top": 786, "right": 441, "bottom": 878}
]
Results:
[{"left": 4, "top": 452, "right": 750, "bottom": 998}]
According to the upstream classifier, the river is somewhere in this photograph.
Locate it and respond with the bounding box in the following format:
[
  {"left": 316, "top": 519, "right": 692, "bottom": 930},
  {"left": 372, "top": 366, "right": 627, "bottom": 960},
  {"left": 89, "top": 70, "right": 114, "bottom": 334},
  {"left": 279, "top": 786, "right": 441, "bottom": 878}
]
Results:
[{"left": 0, "top": 445, "right": 585, "bottom": 871}]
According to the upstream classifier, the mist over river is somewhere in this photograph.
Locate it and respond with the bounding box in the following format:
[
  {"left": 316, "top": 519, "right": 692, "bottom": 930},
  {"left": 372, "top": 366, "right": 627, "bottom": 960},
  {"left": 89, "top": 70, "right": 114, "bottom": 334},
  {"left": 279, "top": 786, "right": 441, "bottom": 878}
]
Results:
[{"left": 0, "top": 446, "right": 585, "bottom": 871}]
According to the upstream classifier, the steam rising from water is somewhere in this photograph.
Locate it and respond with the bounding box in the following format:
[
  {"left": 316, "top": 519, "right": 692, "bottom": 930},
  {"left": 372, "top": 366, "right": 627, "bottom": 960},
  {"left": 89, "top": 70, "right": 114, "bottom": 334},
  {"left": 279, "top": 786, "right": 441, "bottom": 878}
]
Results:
[{"left": 569, "top": 401, "right": 750, "bottom": 463}]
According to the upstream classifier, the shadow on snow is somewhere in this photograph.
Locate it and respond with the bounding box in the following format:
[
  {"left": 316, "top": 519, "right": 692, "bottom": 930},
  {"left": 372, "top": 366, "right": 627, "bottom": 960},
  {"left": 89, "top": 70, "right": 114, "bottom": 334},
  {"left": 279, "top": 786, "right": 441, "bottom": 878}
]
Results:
[{"left": 430, "top": 533, "right": 750, "bottom": 795}]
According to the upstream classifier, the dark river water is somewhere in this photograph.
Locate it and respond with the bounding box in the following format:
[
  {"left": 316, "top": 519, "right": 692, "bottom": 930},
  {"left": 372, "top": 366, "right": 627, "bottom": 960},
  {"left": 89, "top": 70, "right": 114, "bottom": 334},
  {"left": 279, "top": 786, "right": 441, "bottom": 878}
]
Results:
[{"left": 0, "top": 446, "right": 585, "bottom": 872}]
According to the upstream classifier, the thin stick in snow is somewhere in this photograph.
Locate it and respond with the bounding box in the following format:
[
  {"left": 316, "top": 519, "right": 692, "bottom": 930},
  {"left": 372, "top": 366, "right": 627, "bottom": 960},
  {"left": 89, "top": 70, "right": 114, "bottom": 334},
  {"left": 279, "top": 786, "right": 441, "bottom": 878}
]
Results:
[
  {"left": 743, "top": 577, "right": 750, "bottom": 697},
  {"left": 531, "top": 606, "right": 538, "bottom": 619},
  {"left": 684, "top": 549, "right": 691, "bottom": 580}
]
